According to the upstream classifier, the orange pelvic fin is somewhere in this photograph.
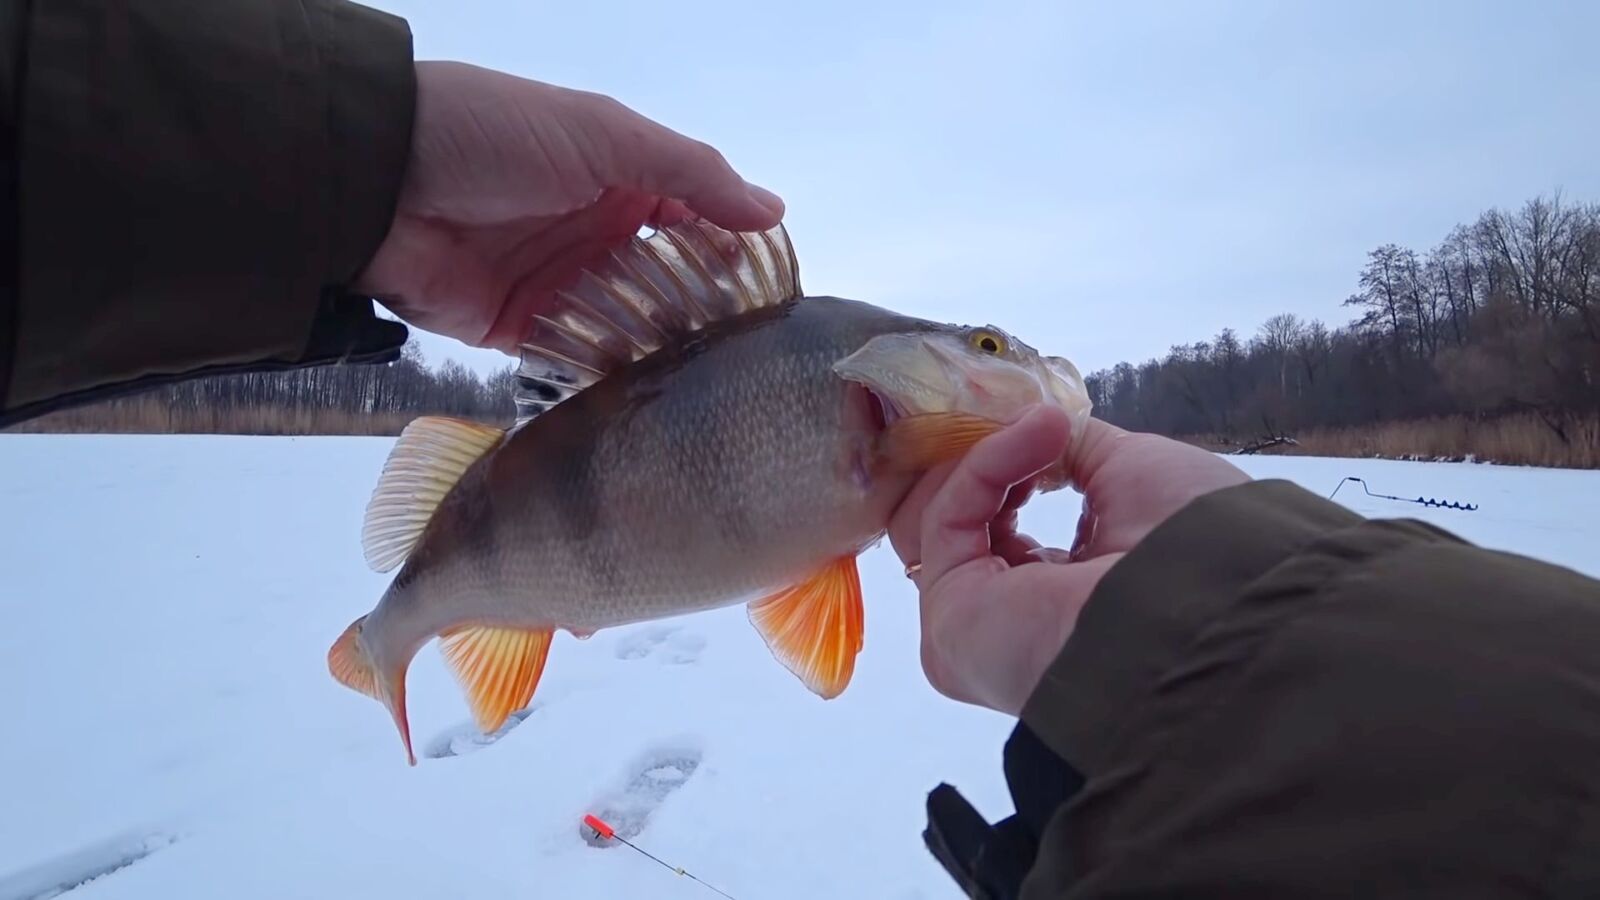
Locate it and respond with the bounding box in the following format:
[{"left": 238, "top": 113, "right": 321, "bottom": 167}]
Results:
[
  {"left": 328, "top": 616, "right": 416, "bottom": 766},
  {"left": 875, "top": 412, "right": 1004, "bottom": 473},
  {"left": 748, "top": 556, "right": 865, "bottom": 700},
  {"left": 439, "top": 624, "right": 554, "bottom": 733}
]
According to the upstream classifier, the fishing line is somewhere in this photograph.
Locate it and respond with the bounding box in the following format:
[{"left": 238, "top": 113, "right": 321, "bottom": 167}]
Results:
[
  {"left": 1328, "top": 476, "right": 1479, "bottom": 511},
  {"left": 582, "top": 814, "right": 740, "bottom": 900}
]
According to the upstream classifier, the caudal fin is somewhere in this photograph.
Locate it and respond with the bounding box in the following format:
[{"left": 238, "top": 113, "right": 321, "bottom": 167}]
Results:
[
  {"left": 328, "top": 616, "right": 416, "bottom": 766},
  {"left": 328, "top": 616, "right": 379, "bottom": 699}
]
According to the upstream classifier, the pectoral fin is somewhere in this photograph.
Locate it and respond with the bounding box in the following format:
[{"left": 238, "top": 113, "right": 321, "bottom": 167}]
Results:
[
  {"left": 439, "top": 624, "right": 554, "bottom": 733},
  {"left": 875, "top": 412, "right": 1004, "bottom": 473},
  {"left": 748, "top": 556, "right": 865, "bottom": 700}
]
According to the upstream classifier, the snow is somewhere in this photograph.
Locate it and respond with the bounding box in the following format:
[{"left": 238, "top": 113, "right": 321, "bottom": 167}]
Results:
[{"left": 1, "top": 434, "right": 1596, "bottom": 899}]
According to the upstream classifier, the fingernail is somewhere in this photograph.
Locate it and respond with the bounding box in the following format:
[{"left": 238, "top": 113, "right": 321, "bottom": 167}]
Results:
[{"left": 745, "top": 182, "right": 785, "bottom": 217}]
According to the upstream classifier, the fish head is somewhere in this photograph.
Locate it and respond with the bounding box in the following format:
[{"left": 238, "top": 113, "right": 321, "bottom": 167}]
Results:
[{"left": 833, "top": 324, "right": 1093, "bottom": 490}]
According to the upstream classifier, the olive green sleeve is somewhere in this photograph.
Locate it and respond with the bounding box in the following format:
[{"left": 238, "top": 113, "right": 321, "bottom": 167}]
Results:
[
  {"left": 0, "top": 0, "right": 414, "bottom": 427},
  {"left": 1015, "top": 479, "right": 1600, "bottom": 896}
]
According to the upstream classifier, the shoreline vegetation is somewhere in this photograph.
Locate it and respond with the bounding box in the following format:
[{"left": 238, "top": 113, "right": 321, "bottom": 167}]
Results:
[
  {"left": 1184, "top": 412, "right": 1599, "bottom": 469},
  {"left": 11, "top": 399, "right": 1594, "bottom": 470},
  {"left": 7, "top": 192, "right": 1597, "bottom": 470}
]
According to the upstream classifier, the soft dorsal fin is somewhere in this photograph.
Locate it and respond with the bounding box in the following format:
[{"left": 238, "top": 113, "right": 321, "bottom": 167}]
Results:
[
  {"left": 513, "top": 219, "right": 802, "bottom": 426},
  {"left": 362, "top": 416, "right": 506, "bottom": 572}
]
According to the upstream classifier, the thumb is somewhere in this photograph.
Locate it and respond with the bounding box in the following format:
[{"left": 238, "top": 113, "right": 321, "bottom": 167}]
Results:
[
  {"left": 586, "top": 98, "right": 785, "bottom": 231},
  {"left": 1059, "top": 416, "right": 1134, "bottom": 495}
]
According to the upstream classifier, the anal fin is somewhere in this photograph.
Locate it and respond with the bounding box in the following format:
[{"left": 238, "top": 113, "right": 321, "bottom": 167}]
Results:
[
  {"left": 748, "top": 556, "right": 865, "bottom": 700},
  {"left": 439, "top": 624, "right": 554, "bottom": 733}
]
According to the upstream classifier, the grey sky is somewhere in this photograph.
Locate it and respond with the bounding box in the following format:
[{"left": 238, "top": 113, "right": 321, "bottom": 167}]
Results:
[{"left": 366, "top": 0, "right": 1600, "bottom": 379}]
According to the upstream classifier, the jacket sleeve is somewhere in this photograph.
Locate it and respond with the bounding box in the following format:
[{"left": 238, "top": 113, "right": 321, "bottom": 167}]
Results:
[
  {"left": 928, "top": 474, "right": 1600, "bottom": 890},
  {"left": 0, "top": 0, "right": 414, "bottom": 428},
  {"left": 998, "top": 479, "right": 1600, "bottom": 898}
]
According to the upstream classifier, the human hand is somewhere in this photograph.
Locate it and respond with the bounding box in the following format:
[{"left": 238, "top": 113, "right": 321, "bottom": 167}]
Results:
[
  {"left": 356, "top": 61, "right": 785, "bottom": 353},
  {"left": 888, "top": 406, "right": 1252, "bottom": 715}
]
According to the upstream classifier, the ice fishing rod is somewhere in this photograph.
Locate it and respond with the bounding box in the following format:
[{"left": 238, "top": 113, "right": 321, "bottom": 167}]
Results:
[
  {"left": 582, "top": 814, "right": 740, "bottom": 900},
  {"left": 1328, "top": 476, "right": 1478, "bottom": 511}
]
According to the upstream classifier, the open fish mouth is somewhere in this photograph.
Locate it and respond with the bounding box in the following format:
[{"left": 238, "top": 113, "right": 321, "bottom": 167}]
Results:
[{"left": 861, "top": 385, "right": 908, "bottom": 433}]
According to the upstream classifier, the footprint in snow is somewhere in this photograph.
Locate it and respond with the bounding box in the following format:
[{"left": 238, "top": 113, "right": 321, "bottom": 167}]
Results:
[
  {"left": 580, "top": 743, "right": 703, "bottom": 847},
  {"left": 423, "top": 705, "right": 539, "bottom": 760},
  {"left": 0, "top": 829, "right": 176, "bottom": 900},
  {"left": 613, "top": 624, "right": 706, "bottom": 665}
]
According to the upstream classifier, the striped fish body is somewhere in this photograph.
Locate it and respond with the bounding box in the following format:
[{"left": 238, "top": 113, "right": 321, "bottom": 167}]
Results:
[
  {"left": 329, "top": 220, "right": 1093, "bottom": 766},
  {"left": 372, "top": 295, "right": 933, "bottom": 646}
]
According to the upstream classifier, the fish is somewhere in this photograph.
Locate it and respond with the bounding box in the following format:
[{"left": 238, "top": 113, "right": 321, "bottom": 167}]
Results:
[{"left": 327, "top": 218, "right": 1094, "bottom": 765}]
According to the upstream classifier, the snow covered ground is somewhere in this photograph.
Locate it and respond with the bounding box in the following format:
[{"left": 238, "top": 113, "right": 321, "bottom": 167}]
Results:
[{"left": 1, "top": 434, "right": 1596, "bottom": 899}]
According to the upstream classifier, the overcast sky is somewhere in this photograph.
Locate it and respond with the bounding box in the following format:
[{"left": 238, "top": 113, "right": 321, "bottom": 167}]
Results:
[{"left": 365, "top": 0, "right": 1600, "bottom": 379}]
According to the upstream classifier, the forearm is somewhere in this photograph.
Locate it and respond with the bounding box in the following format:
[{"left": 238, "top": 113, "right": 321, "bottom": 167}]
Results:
[
  {"left": 1, "top": 0, "right": 416, "bottom": 427},
  {"left": 1015, "top": 479, "right": 1600, "bottom": 896}
]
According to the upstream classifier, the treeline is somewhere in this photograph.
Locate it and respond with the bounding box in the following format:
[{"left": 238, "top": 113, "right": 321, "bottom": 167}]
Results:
[
  {"left": 1083, "top": 192, "right": 1600, "bottom": 468},
  {"left": 12, "top": 191, "right": 1599, "bottom": 466},
  {"left": 12, "top": 342, "right": 519, "bottom": 436}
]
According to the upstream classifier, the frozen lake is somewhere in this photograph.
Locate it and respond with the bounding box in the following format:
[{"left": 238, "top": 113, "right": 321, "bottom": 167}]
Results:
[{"left": 1, "top": 434, "right": 1594, "bottom": 899}]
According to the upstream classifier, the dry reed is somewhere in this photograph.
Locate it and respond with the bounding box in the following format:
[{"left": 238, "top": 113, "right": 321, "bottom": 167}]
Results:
[
  {"left": 11, "top": 396, "right": 1598, "bottom": 470},
  {"left": 5, "top": 395, "right": 508, "bottom": 437},
  {"left": 1187, "top": 412, "right": 1600, "bottom": 469}
]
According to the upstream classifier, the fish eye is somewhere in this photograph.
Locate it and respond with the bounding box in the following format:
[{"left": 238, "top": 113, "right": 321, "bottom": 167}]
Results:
[{"left": 969, "top": 329, "right": 1007, "bottom": 355}]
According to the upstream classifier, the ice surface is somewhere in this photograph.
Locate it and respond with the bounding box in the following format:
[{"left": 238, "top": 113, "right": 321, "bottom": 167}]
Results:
[{"left": 1, "top": 434, "right": 1595, "bottom": 898}]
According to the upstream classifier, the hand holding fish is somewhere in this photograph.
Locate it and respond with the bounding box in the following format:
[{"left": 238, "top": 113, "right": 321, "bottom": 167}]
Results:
[
  {"left": 355, "top": 61, "right": 786, "bottom": 354},
  {"left": 889, "top": 409, "right": 1251, "bottom": 716}
]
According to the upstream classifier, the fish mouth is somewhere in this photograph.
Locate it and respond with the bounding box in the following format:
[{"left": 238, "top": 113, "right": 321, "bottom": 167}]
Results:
[{"left": 862, "top": 386, "right": 907, "bottom": 433}]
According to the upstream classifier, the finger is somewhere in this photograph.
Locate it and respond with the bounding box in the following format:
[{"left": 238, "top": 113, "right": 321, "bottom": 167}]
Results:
[
  {"left": 1060, "top": 416, "right": 1133, "bottom": 496},
  {"left": 1070, "top": 501, "right": 1099, "bottom": 561},
  {"left": 919, "top": 552, "right": 1119, "bottom": 714},
  {"left": 648, "top": 198, "right": 695, "bottom": 227},
  {"left": 887, "top": 459, "right": 958, "bottom": 567},
  {"left": 1026, "top": 546, "right": 1075, "bottom": 564},
  {"left": 586, "top": 96, "right": 784, "bottom": 231},
  {"left": 993, "top": 530, "right": 1043, "bottom": 567},
  {"left": 479, "top": 189, "right": 658, "bottom": 352},
  {"left": 920, "top": 405, "right": 1071, "bottom": 587},
  {"left": 1001, "top": 474, "right": 1040, "bottom": 514}
]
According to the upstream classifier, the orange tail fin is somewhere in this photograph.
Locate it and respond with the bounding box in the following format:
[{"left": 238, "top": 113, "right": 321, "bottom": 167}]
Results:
[{"left": 328, "top": 616, "right": 416, "bottom": 766}]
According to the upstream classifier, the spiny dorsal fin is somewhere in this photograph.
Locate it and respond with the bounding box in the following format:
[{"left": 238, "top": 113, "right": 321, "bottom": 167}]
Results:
[
  {"left": 361, "top": 416, "right": 506, "bottom": 572},
  {"left": 513, "top": 219, "right": 802, "bottom": 426}
]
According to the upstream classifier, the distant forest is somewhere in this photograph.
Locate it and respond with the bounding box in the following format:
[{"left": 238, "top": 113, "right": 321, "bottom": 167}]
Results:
[
  {"left": 10, "top": 191, "right": 1598, "bottom": 467},
  {"left": 1083, "top": 192, "right": 1598, "bottom": 468},
  {"left": 12, "top": 342, "right": 520, "bottom": 436}
]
